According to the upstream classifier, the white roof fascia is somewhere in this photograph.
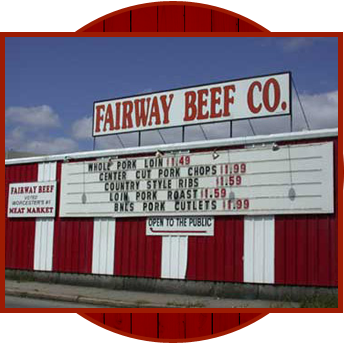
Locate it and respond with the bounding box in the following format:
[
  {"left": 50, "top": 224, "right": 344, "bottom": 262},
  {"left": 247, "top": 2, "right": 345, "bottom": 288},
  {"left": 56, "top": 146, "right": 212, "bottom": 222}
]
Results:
[{"left": 5, "top": 128, "right": 338, "bottom": 166}]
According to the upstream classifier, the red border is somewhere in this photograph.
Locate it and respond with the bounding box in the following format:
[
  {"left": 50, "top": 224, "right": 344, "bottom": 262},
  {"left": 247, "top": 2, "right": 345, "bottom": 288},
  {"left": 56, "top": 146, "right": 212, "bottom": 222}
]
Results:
[{"left": 0, "top": 1, "right": 344, "bottom": 342}]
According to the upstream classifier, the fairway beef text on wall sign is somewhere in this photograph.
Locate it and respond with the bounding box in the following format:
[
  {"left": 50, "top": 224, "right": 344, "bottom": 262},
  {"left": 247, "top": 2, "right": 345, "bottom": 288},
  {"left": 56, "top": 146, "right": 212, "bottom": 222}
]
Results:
[
  {"left": 93, "top": 72, "right": 291, "bottom": 136},
  {"left": 59, "top": 142, "right": 333, "bottom": 218},
  {"left": 8, "top": 182, "right": 57, "bottom": 218}
]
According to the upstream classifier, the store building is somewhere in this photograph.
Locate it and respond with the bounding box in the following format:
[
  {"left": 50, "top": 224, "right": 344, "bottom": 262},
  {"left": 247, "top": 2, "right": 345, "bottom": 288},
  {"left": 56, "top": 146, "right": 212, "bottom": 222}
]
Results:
[{"left": 5, "top": 73, "right": 339, "bottom": 298}]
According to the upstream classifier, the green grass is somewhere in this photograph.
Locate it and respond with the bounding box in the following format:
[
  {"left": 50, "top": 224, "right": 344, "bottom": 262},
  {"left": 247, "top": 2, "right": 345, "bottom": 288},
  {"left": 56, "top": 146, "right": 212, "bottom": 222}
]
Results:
[
  {"left": 300, "top": 294, "right": 338, "bottom": 308},
  {"left": 135, "top": 299, "right": 150, "bottom": 305}
]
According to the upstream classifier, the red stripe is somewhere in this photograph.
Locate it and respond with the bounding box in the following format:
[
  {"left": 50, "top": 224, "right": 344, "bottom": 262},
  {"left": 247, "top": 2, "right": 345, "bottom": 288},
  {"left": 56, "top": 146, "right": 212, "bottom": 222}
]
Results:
[
  {"left": 105, "top": 12, "right": 130, "bottom": 32},
  {"left": 132, "top": 313, "right": 158, "bottom": 338},
  {"left": 185, "top": 6, "right": 212, "bottom": 32},
  {"left": 296, "top": 216, "right": 308, "bottom": 285},
  {"left": 213, "top": 313, "right": 239, "bottom": 333},
  {"left": 185, "top": 313, "right": 212, "bottom": 338},
  {"left": 307, "top": 216, "right": 318, "bottom": 285},
  {"left": 158, "top": 313, "right": 186, "bottom": 339},
  {"left": 238, "top": 20, "right": 262, "bottom": 32},
  {"left": 105, "top": 313, "right": 131, "bottom": 332},
  {"left": 131, "top": 7, "right": 158, "bottom": 32},
  {"left": 234, "top": 217, "right": 244, "bottom": 281},
  {"left": 186, "top": 217, "right": 244, "bottom": 282},
  {"left": 240, "top": 313, "right": 260, "bottom": 324},
  {"left": 158, "top": 5, "right": 184, "bottom": 32},
  {"left": 115, "top": 218, "right": 162, "bottom": 278},
  {"left": 84, "top": 21, "right": 103, "bottom": 32},
  {"left": 5, "top": 164, "right": 38, "bottom": 270},
  {"left": 212, "top": 11, "right": 238, "bottom": 32},
  {"left": 85, "top": 313, "right": 104, "bottom": 323}
]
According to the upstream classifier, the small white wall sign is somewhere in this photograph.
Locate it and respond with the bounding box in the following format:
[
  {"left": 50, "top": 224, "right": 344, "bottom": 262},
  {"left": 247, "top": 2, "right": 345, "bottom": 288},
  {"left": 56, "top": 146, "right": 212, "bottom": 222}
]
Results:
[
  {"left": 146, "top": 216, "right": 214, "bottom": 236},
  {"left": 8, "top": 181, "right": 57, "bottom": 218}
]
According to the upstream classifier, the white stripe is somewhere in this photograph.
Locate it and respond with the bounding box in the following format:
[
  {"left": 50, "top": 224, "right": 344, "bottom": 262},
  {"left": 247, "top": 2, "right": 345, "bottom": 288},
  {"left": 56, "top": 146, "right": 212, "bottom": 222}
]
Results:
[
  {"left": 244, "top": 216, "right": 275, "bottom": 284},
  {"left": 92, "top": 218, "right": 116, "bottom": 275},
  {"left": 34, "top": 162, "right": 56, "bottom": 271},
  {"left": 161, "top": 236, "right": 188, "bottom": 279}
]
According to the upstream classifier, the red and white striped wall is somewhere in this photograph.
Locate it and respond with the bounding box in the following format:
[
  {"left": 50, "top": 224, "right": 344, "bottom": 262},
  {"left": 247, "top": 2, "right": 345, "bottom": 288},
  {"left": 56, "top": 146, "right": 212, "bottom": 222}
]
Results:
[{"left": 5, "top": 135, "right": 338, "bottom": 288}]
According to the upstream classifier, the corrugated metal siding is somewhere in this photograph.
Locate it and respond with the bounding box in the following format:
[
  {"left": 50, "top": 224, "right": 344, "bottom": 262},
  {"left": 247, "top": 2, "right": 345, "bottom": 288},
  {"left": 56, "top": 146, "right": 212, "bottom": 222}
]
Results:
[
  {"left": 34, "top": 162, "right": 57, "bottom": 271},
  {"left": 186, "top": 217, "right": 244, "bottom": 282},
  {"left": 92, "top": 218, "right": 116, "bottom": 275},
  {"left": 244, "top": 216, "right": 275, "bottom": 284},
  {"left": 161, "top": 236, "right": 188, "bottom": 279},
  {"left": 275, "top": 138, "right": 338, "bottom": 286},
  {"left": 52, "top": 162, "right": 94, "bottom": 274},
  {"left": 5, "top": 136, "right": 338, "bottom": 288},
  {"left": 34, "top": 219, "right": 55, "bottom": 271},
  {"left": 52, "top": 218, "right": 94, "bottom": 273},
  {"left": 5, "top": 164, "right": 38, "bottom": 270},
  {"left": 115, "top": 218, "right": 162, "bottom": 278}
]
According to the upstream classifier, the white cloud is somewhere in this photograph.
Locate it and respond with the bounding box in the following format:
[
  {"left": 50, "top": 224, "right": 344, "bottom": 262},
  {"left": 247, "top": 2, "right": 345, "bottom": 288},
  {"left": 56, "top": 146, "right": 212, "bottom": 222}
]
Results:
[
  {"left": 281, "top": 38, "right": 315, "bottom": 52},
  {"left": 25, "top": 137, "right": 78, "bottom": 154},
  {"left": 5, "top": 104, "right": 72, "bottom": 153},
  {"left": 296, "top": 90, "right": 338, "bottom": 129},
  {"left": 5, "top": 125, "right": 78, "bottom": 154},
  {"left": 5, "top": 105, "right": 60, "bottom": 128},
  {"left": 71, "top": 116, "right": 93, "bottom": 140},
  {"left": 279, "top": 37, "right": 332, "bottom": 52},
  {"left": 231, "top": 90, "right": 337, "bottom": 136}
]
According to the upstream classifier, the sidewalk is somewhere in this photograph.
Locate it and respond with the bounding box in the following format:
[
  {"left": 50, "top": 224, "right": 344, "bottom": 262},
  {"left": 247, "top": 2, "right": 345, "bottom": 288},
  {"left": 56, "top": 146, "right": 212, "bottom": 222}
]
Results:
[{"left": 5, "top": 279, "right": 299, "bottom": 308}]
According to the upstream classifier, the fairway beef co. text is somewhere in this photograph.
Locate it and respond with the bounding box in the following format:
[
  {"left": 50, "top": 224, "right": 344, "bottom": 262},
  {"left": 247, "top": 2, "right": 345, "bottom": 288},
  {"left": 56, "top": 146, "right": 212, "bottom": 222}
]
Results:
[{"left": 93, "top": 74, "right": 290, "bottom": 136}]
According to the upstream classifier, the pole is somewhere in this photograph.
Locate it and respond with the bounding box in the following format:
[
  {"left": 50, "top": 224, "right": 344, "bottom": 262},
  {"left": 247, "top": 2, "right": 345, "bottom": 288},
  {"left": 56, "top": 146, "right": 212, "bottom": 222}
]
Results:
[
  {"left": 230, "top": 121, "right": 233, "bottom": 138},
  {"left": 138, "top": 132, "right": 141, "bottom": 147},
  {"left": 290, "top": 114, "right": 293, "bottom": 133},
  {"left": 182, "top": 126, "right": 185, "bottom": 143}
]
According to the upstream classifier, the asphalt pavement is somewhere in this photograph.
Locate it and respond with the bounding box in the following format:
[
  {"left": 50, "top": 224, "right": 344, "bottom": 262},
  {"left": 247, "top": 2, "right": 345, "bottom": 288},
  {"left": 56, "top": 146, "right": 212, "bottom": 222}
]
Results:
[
  {"left": 5, "top": 279, "right": 300, "bottom": 309},
  {"left": 5, "top": 295, "right": 110, "bottom": 308}
]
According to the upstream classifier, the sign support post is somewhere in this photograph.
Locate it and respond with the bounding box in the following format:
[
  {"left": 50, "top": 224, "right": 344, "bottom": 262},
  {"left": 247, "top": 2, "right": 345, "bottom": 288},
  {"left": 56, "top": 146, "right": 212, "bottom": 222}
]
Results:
[
  {"left": 290, "top": 114, "right": 293, "bottom": 132},
  {"left": 138, "top": 132, "right": 141, "bottom": 147}
]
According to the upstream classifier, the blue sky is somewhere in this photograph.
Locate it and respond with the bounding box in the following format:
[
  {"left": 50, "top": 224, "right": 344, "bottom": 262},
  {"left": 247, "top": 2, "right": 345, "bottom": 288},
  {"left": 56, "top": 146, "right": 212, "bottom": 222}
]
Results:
[{"left": 5, "top": 36, "right": 338, "bottom": 154}]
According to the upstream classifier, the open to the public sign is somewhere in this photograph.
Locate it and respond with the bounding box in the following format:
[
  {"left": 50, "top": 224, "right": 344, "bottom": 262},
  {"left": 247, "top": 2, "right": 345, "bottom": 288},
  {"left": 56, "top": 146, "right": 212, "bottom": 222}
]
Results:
[
  {"left": 7, "top": 182, "right": 57, "bottom": 218},
  {"left": 59, "top": 142, "right": 333, "bottom": 218},
  {"left": 146, "top": 216, "right": 214, "bottom": 236},
  {"left": 93, "top": 72, "right": 291, "bottom": 136}
]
